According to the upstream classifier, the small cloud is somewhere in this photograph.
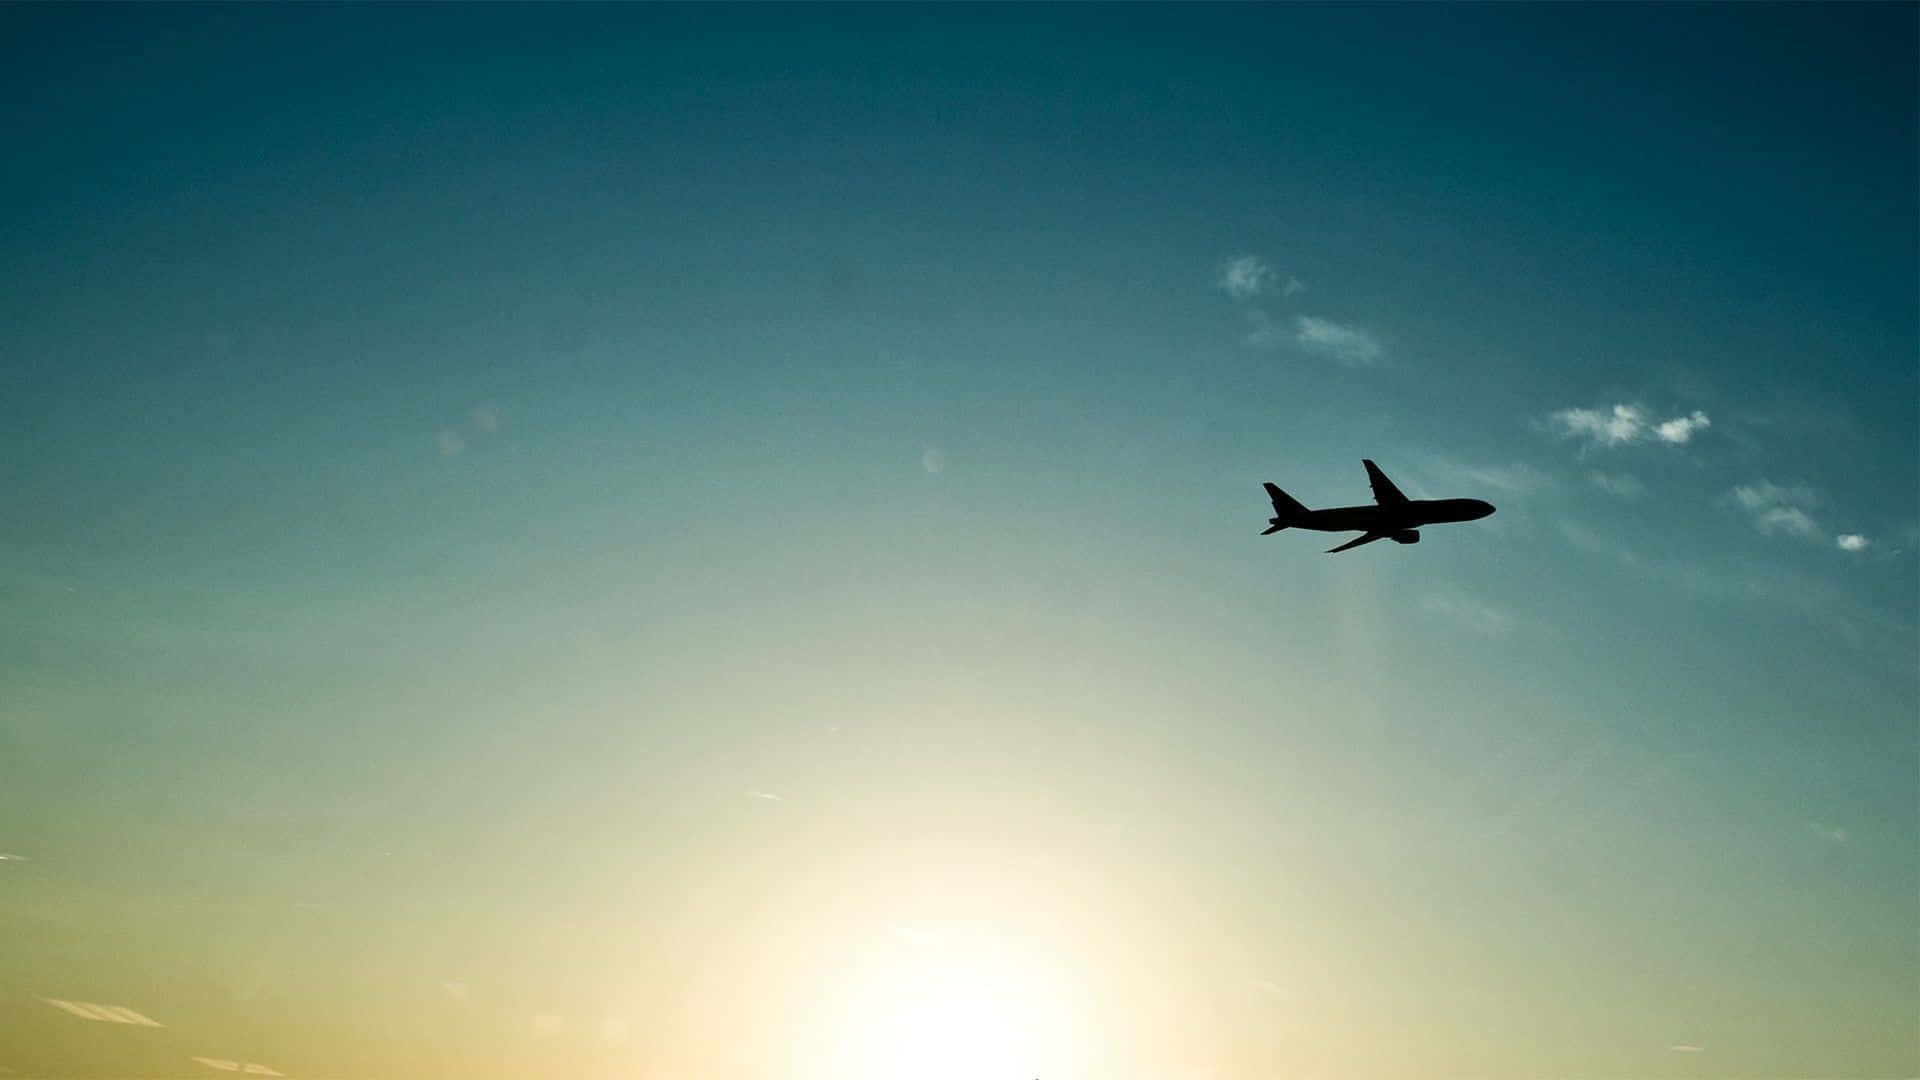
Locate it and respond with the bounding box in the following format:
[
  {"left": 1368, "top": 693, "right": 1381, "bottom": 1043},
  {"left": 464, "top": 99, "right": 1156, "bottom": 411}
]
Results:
[
  {"left": 1218, "top": 255, "right": 1275, "bottom": 301},
  {"left": 1590, "top": 471, "right": 1646, "bottom": 498},
  {"left": 472, "top": 406, "right": 499, "bottom": 433},
  {"left": 1653, "top": 410, "right": 1711, "bottom": 444},
  {"left": 1543, "top": 404, "right": 1710, "bottom": 450},
  {"left": 1836, "top": 533, "right": 1869, "bottom": 552},
  {"left": 0, "top": 852, "right": 27, "bottom": 863},
  {"left": 746, "top": 790, "right": 782, "bottom": 802},
  {"left": 436, "top": 429, "right": 466, "bottom": 457},
  {"left": 1295, "top": 315, "right": 1384, "bottom": 365},
  {"left": 1551, "top": 403, "right": 1646, "bottom": 446},
  {"left": 1282, "top": 275, "right": 1305, "bottom": 298},
  {"left": 1667, "top": 1044, "right": 1705, "bottom": 1053},
  {"left": 920, "top": 447, "right": 945, "bottom": 474},
  {"left": 441, "top": 981, "right": 471, "bottom": 1001}
]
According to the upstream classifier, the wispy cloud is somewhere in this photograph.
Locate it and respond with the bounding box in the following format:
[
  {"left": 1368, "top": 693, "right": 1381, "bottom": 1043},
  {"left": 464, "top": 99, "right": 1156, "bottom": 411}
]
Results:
[
  {"left": 1243, "top": 307, "right": 1283, "bottom": 348},
  {"left": 1667, "top": 1044, "right": 1705, "bottom": 1053},
  {"left": 1807, "top": 821, "right": 1849, "bottom": 844},
  {"left": 1835, "top": 533, "right": 1869, "bottom": 552},
  {"left": 1541, "top": 404, "right": 1711, "bottom": 450},
  {"left": 746, "top": 789, "right": 783, "bottom": 802},
  {"left": 1294, "top": 315, "right": 1385, "bottom": 365},
  {"left": 42, "top": 999, "right": 163, "bottom": 1027},
  {"left": 1589, "top": 471, "right": 1646, "bottom": 498},
  {"left": 1730, "top": 482, "right": 1843, "bottom": 543},
  {"left": 1217, "top": 255, "right": 1276, "bottom": 301},
  {"left": 1558, "top": 519, "right": 1914, "bottom": 670},
  {"left": 190, "top": 1060, "right": 284, "bottom": 1076},
  {"left": 1418, "top": 589, "right": 1514, "bottom": 635},
  {"left": 1423, "top": 459, "right": 1548, "bottom": 496}
]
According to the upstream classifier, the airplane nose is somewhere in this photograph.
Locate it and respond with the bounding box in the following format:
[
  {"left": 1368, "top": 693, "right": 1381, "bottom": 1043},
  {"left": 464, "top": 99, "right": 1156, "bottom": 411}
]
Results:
[{"left": 1475, "top": 500, "right": 1496, "bottom": 518}]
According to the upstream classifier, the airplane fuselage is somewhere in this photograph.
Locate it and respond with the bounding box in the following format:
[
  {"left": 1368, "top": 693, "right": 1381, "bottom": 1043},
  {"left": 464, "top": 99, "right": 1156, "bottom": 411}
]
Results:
[
  {"left": 1261, "top": 460, "right": 1495, "bottom": 552},
  {"left": 1294, "top": 498, "right": 1494, "bottom": 533}
]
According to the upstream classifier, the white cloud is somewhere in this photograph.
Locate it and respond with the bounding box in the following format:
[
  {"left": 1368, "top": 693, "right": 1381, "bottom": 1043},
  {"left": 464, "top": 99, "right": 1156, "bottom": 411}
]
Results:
[
  {"left": 1654, "top": 409, "right": 1711, "bottom": 443},
  {"left": 1590, "top": 471, "right": 1646, "bottom": 498},
  {"left": 1295, "top": 315, "right": 1384, "bottom": 365},
  {"left": 1543, "top": 403, "right": 1711, "bottom": 450},
  {"left": 1836, "top": 533, "right": 1869, "bottom": 552},
  {"left": 920, "top": 447, "right": 945, "bottom": 474},
  {"left": 1551, "top": 404, "right": 1645, "bottom": 446},
  {"left": 1218, "top": 255, "right": 1275, "bottom": 301},
  {"left": 747, "top": 789, "right": 783, "bottom": 801},
  {"left": 1667, "top": 1044, "right": 1705, "bottom": 1053}
]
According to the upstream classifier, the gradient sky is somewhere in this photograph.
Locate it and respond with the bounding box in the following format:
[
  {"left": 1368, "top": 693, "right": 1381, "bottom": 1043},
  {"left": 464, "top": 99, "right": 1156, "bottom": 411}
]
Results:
[{"left": 1, "top": 5, "right": 1915, "bottom": 1080}]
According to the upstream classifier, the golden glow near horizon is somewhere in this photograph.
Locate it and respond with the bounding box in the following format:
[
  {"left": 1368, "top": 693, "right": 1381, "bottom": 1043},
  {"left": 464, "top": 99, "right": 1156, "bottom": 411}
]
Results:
[{"left": 814, "top": 926, "right": 1083, "bottom": 1080}]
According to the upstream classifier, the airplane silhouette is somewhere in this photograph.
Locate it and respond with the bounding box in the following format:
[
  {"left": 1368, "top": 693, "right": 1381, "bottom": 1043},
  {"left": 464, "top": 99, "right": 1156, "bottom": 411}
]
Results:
[{"left": 1261, "top": 459, "right": 1495, "bottom": 553}]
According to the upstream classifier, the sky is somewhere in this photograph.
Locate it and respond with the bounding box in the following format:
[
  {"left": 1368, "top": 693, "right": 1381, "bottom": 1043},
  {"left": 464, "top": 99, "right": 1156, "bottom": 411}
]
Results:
[{"left": 0, "top": 5, "right": 1915, "bottom": 1079}]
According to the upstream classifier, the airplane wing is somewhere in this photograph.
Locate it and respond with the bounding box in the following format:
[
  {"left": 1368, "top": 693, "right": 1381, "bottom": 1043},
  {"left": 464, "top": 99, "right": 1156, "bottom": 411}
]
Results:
[
  {"left": 1325, "top": 531, "right": 1389, "bottom": 553},
  {"left": 1363, "top": 459, "right": 1408, "bottom": 505}
]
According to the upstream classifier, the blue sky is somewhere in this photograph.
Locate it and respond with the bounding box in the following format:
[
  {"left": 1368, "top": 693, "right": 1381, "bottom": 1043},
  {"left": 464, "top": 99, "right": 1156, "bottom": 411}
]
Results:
[{"left": 1, "top": 6, "right": 1914, "bottom": 1079}]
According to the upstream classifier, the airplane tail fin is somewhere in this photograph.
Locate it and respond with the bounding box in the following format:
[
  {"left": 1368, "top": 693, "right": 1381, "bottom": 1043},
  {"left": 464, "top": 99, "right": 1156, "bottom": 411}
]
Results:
[{"left": 1262, "top": 482, "right": 1310, "bottom": 534}]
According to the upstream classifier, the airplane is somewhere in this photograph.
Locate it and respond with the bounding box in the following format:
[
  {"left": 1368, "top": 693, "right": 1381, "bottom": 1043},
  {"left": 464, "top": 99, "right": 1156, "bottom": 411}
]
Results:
[{"left": 1261, "top": 459, "right": 1495, "bottom": 553}]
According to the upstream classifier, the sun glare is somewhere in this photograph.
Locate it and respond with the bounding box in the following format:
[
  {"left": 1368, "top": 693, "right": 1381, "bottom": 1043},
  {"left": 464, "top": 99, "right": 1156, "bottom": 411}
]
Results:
[{"left": 819, "top": 928, "right": 1082, "bottom": 1080}]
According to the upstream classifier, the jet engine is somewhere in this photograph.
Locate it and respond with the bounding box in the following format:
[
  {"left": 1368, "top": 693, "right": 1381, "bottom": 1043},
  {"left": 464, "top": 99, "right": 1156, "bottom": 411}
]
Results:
[{"left": 1390, "top": 529, "right": 1421, "bottom": 544}]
